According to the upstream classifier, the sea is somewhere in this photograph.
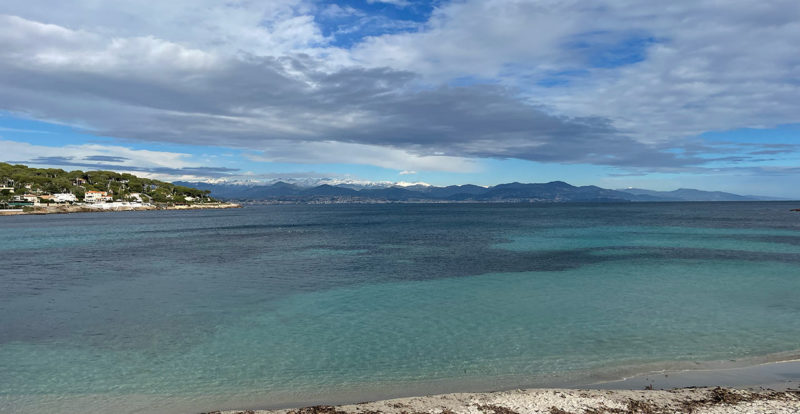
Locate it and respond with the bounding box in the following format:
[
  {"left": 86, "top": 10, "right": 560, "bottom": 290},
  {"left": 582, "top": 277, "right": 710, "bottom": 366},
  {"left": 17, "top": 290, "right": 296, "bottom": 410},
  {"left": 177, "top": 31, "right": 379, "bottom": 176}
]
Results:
[{"left": 1, "top": 202, "right": 800, "bottom": 413}]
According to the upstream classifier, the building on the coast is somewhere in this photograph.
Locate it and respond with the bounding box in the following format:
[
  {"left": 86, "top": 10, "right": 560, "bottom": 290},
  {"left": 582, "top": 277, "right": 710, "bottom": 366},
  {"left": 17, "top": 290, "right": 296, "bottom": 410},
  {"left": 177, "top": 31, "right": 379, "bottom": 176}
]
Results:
[
  {"left": 89, "top": 201, "right": 147, "bottom": 210},
  {"left": 38, "top": 195, "right": 54, "bottom": 203},
  {"left": 0, "top": 186, "right": 13, "bottom": 194},
  {"left": 128, "top": 193, "right": 144, "bottom": 202},
  {"left": 84, "top": 190, "right": 113, "bottom": 203},
  {"left": 13, "top": 194, "right": 39, "bottom": 204},
  {"left": 53, "top": 193, "right": 77, "bottom": 203},
  {"left": 184, "top": 196, "right": 196, "bottom": 202}
]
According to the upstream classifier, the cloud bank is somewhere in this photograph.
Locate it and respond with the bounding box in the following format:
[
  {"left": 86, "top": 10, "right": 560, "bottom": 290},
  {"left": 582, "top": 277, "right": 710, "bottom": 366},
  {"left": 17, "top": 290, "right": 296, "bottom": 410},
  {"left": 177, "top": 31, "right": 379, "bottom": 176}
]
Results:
[{"left": 0, "top": 0, "right": 799, "bottom": 177}]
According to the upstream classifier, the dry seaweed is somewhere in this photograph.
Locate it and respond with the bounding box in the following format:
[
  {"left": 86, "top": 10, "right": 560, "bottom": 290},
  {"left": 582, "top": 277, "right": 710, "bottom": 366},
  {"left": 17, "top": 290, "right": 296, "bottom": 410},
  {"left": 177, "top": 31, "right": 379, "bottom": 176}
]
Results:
[
  {"left": 680, "top": 387, "right": 800, "bottom": 413},
  {"left": 624, "top": 399, "right": 661, "bottom": 414},
  {"left": 288, "top": 405, "right": 349, "bottom": 414},
  {"left": 475, "top": 404, "right": 520, "bottom": 414}
]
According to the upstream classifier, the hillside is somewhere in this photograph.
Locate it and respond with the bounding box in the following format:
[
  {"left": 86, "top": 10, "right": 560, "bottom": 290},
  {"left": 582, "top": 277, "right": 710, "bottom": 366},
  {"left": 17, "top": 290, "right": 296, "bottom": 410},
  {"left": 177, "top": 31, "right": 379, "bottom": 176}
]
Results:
[
  {"left": 176, "top": 180, "right": 786, "bottom": 203},
  {"left": 176, "top": 180, "right": 643, "bottom": 202},
  {"left": 0, "top": 162, "right": 213, "bottom": 204},
  {"left": 618, "top": 187, "right": 760, "bottom": 202}
]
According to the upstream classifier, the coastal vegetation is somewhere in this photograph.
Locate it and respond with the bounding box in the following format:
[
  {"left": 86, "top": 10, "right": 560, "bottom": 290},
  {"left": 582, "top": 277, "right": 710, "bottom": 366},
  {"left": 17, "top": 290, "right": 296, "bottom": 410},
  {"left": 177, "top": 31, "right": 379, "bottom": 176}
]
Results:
[{"left": 0, "top": 162, "right": 214, "bottom": 205}]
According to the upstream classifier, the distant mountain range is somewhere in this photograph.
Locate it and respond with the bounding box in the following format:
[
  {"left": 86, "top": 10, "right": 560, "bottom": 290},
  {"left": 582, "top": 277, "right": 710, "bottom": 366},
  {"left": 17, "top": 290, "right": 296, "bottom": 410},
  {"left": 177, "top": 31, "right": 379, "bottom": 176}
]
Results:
[
  {"left": 617, "top": 188, "right": 787, "bottom": 202},
  {"left": 173, "top": 180, "right": 788, "bottom": 203}
]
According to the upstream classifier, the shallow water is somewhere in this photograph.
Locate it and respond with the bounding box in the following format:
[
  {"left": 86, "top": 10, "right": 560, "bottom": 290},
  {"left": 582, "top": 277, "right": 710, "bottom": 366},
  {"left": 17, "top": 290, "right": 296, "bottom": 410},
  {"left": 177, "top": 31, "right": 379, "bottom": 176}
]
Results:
[{"left": 1, "top": 202, "right": 800, "bottom": 413}]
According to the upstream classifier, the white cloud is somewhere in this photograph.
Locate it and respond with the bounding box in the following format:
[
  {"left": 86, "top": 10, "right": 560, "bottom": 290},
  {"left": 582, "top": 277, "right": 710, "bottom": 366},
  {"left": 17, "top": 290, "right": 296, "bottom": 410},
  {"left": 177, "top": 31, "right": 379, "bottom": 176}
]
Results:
[
  {"left": 0, "top": 1, "right": 329, "bottom": 58},
  {"left": 244, "top": 140, "right": 479, "bottom": 173},
  {"left": 1, "top": 139, "right": 190, "bottom": 167},
  {"left": 539, "top": 2, "right": 800, "bottom": 143},
  {"left": 0, "top": 14, "right": 219, "bottom": 75},
  {"left": 0, "top": 139, "right": 239, "bottom": 181},
  {"left": 352, "top": 0, "right": 587, "bottom": 79},
  {"left": 350, "top": 0, "right": 800, "bottom": 146},
  {"left": 399, "top": 170, "right": 417, "bottom": 175}
]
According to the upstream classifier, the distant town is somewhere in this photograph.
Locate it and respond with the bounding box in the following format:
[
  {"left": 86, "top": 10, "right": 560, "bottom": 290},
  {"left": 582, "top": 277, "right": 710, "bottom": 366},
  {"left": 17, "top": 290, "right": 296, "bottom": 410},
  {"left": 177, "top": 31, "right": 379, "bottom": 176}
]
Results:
[{"left": 0, "top": 162, "right": 238, "bottom": 214}]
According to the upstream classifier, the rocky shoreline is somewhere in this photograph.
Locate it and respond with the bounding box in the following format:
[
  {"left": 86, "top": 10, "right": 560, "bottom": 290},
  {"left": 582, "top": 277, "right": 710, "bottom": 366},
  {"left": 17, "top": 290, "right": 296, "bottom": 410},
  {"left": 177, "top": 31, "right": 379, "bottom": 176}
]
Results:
[
  {"left": 0, "top": 202, "right": 241, "bottom": 215},
  {"left": 209, "top": 387, "right": 800, "bottom": 414}
]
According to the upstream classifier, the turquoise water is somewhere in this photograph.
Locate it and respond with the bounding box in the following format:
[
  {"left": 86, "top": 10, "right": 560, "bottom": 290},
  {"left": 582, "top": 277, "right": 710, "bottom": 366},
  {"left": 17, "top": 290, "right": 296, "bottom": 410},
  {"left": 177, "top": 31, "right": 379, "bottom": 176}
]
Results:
[{"left": 1, "top": 202, "right": 800, "bottom": 413}]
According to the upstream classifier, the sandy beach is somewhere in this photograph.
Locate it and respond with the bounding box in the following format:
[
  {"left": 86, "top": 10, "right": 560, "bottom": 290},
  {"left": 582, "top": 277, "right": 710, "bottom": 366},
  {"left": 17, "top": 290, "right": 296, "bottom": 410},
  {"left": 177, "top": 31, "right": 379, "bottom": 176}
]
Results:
[
  {"left": 4, "top": 362, "right": 798, "bottom": 414},
  {"left": 203, "top": 361, "right": 800, "bottom": 414},
  {"left": 210, "top": 386, "right": 799, "bottom": 414}
]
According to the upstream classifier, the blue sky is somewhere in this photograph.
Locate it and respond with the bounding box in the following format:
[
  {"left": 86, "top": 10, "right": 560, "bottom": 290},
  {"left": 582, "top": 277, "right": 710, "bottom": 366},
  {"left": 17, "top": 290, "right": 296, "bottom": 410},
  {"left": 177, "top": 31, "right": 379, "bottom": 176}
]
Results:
[{"left": 1, "top": 1, "right": 799, "bottom": 196}]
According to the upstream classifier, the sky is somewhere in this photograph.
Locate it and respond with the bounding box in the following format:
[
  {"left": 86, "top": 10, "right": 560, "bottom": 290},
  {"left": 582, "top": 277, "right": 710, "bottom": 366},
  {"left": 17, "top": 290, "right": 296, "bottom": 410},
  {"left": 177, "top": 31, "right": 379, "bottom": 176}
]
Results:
[{"left": 1, "top": 0, "right": 800, "bottom": 197}]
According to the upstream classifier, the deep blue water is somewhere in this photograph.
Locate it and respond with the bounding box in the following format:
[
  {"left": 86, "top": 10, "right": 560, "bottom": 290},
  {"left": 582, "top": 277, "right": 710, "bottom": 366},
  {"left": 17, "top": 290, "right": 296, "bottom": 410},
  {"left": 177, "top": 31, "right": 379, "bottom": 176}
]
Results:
[{"left": 1, "top": 202, "right": 800, "bottom": 413}]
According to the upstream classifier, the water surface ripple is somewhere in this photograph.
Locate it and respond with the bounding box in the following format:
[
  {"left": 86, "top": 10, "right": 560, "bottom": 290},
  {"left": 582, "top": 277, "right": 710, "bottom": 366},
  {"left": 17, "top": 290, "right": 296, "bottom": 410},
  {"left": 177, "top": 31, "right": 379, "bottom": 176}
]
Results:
[{"left": 1, "top": 202, "right": 800, "bottom": 412}]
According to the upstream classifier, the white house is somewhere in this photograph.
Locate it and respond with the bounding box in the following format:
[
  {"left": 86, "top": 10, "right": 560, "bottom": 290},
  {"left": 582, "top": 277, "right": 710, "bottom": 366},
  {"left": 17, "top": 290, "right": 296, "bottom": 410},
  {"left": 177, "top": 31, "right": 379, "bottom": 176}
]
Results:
[
  {"left": 53, "top": 193, "right": 77, "bottom": 203},
  {"left": 84, "top": 190, "right": 113, "bottom": 203},
  {"left": 0, "top": 186, "right": 13, "bottom": 194},
  {"left": 13, "top": 194, "right": 39, "bottom": 204}
]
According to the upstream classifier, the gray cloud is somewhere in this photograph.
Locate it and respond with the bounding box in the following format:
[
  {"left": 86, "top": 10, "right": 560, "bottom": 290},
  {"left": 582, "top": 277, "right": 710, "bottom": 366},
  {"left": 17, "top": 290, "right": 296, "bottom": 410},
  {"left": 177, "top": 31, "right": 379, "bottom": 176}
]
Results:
[
  {"left": 84, "top": 155, "right": 129, "bottom": 162},
  {"left": 1, "top": 1, "right": 799, "bottom": 174},
  {"left": 0, "top": 16, "right": 701, "bottom": 170},
  {"left": 24, "top": 156, "right": 75, "bottom": 165}
]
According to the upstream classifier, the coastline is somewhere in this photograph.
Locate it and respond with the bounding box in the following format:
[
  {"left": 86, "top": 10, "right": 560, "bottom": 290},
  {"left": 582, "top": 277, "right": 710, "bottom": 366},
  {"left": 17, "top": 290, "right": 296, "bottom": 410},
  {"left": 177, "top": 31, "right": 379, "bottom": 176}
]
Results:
[
  {"left": 242, "top": 199, "right": 799, "bottom": 205},
  {"left": 592, "top": 358, "right": 800, "bottom": 391},
  {"left": 4, "top": 359, "right": 798, "bottom": 414},
  {"left": 0, "top": 202, "right": 241, "bottom": 215},
  {"left": 212, "top": 386, "right": 800, "bottom": 414},
  {"left": 201, "top": 360, "right": 800, "bottom": 414}
]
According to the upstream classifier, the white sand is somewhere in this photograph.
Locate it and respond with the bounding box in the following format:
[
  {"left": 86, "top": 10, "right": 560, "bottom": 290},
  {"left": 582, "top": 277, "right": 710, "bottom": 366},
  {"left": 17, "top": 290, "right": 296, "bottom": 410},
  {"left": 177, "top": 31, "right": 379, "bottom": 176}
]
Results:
[{"left": 214, "top": 387, "right": 800, "bottom": 414}]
